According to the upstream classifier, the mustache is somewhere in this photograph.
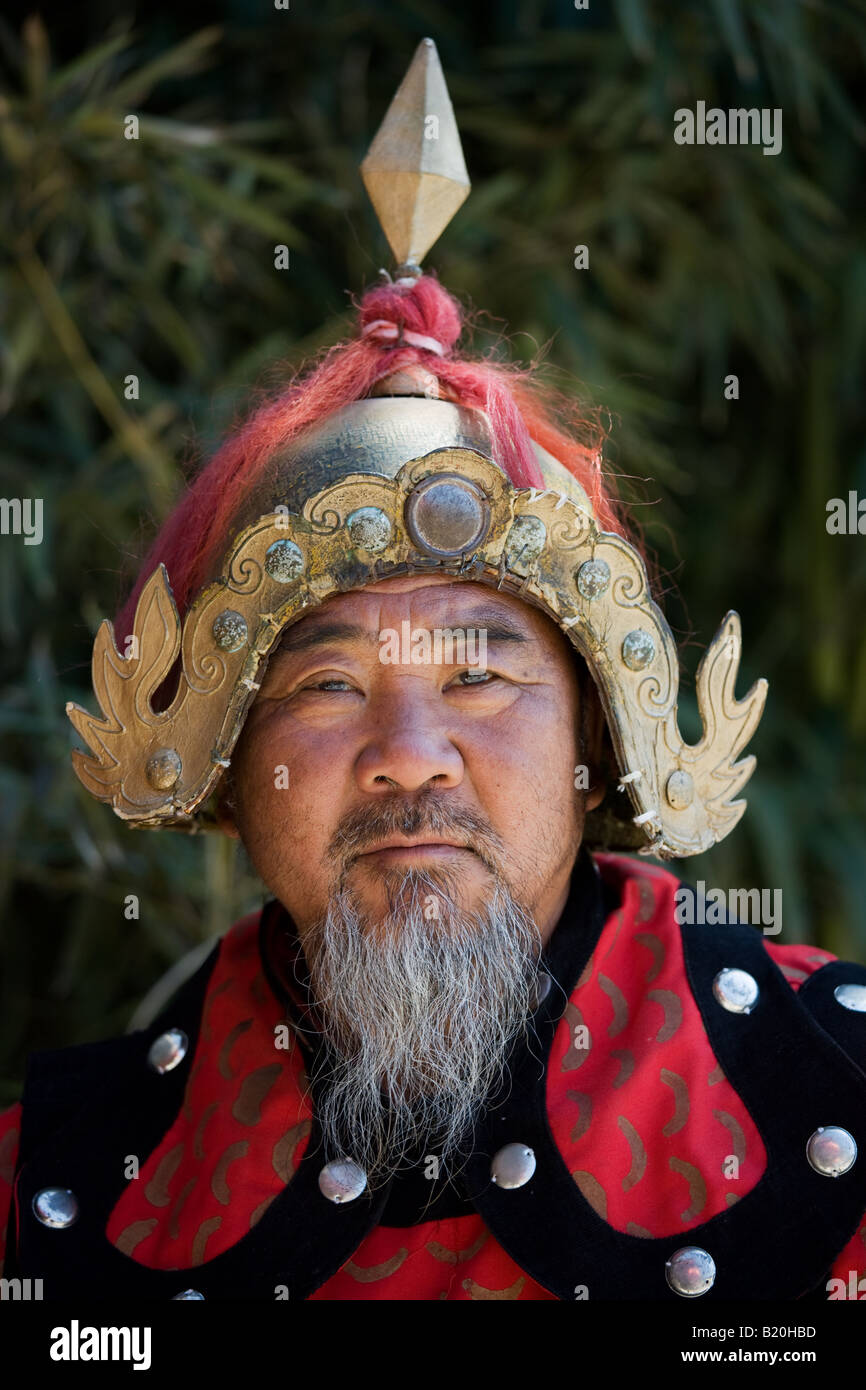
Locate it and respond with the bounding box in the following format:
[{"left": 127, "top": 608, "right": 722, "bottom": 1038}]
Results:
[{"left": 328, "top": 794, "right": 505, "bottom": 874}]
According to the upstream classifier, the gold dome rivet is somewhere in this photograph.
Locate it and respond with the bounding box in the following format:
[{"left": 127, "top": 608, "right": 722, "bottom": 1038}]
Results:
[
  {"left": 212, "top": 610, "right": 248, "bottom": 652},
  {"left": 265, "top": 539, "right": 304, "bottom": 583},
  {"left": 665, "top": 769, "right": 694, "bottom": 809},
  {"left": 145, "top": 747, "right": 182, "bottom": 791},
  {"left": 576, "top": 558, "right": 610, "bottom": 599},
  {"left": 346, "top": 507, "right": 392, "bottom": 553},
  {"left": 622, "top": 628, "right": 655, "bottom": 670}
]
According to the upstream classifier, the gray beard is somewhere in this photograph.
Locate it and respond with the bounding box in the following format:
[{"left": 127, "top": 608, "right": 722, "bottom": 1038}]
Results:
[{"left": 303, "top": 868, "right": 543, "bottom": 1193}]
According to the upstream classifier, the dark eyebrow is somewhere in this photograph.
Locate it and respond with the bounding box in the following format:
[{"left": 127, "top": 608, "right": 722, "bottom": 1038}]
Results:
[
  {"left": 273, "top": 612, "right": 534, "bottom": 657},
  {"left": 275, "top": 621, "right": 377, "bottom": 655},
  {"left": 464, "top": 616, "right": 533, "bottom": 644}
]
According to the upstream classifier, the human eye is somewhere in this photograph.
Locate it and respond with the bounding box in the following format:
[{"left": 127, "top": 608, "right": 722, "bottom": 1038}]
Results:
[
  {"left": 257, "top": 658, "right": 363, "bottom": 703},
  {"left": 447, "top": 669, "right": 498, "bottom": 688},
  {"left": 304, "top": 677, "right": 358, "bottom": 693}
]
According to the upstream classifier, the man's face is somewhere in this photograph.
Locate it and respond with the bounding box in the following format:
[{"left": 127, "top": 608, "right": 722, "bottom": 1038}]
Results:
[
  {"left": 222, "top": 574, "right": 603, "bottom": 945},
  {"left": 220, "top": 573, "right": 605, "bottom": 1183}
]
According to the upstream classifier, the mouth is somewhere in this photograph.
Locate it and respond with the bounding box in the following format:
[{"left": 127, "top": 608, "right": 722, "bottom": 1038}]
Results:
[{"left": 353, "top": 837, "right": 473, "bottom": 866}]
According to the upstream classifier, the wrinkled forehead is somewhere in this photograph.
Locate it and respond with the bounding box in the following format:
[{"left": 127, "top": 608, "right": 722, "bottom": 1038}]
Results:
[
  {"left": 273, "top": 573, "right": 579, "bottom": 660},
  {"left": 268, "top": 575, "right": 583, "bottom": 678}
]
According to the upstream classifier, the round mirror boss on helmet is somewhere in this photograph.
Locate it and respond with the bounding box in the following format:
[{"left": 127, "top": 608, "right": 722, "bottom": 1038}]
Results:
[{"left": 65, "top": 38, "right": 767, "bottom": 861}]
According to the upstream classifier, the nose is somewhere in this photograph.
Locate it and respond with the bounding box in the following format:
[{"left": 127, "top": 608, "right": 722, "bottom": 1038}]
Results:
[{"left": 355, "top": 704, "right": 464, "bottom": 794}]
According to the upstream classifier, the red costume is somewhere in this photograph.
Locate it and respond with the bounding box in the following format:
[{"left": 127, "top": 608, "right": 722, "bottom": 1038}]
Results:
[{"left": 3, "top": 851, "right": 865, "bottom": 1300}]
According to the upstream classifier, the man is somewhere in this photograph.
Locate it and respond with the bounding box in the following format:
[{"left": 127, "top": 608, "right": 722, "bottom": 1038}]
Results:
[{"left": 1, "top": 39, "right": 865, "bottom": 1302}]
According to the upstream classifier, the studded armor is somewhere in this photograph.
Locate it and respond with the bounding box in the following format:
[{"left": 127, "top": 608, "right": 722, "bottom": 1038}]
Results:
[{"left": 3, "top": 851, "right": 865, "bottom": 1301}]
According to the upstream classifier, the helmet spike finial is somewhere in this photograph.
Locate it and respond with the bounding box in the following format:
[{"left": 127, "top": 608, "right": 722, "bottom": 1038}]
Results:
[{"left": 360, "top": 37, "right": 470, "bottom": 272}]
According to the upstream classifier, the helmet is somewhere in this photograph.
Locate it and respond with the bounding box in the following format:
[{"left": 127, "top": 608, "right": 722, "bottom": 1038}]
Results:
[{"left": 66, "top": 39, "right": 766, "bottom": 861}]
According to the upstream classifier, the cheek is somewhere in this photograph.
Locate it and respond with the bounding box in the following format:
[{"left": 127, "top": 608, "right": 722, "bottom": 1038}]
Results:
[
  {"left": 468, "top": 694, "right": 580, "bottom": 844},
  {"left": 232, "top": 713, "right": 348, "bottom": 858}
]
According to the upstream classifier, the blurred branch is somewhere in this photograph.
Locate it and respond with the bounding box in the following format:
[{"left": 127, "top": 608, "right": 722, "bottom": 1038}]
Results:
[{"left": 15, "top": 247, "right": 176, "bottom": 511}]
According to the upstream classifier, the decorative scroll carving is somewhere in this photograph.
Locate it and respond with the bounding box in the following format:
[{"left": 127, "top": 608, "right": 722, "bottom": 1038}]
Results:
[{"left": 67, "top": 450, "right": 767, "bottom": 856}]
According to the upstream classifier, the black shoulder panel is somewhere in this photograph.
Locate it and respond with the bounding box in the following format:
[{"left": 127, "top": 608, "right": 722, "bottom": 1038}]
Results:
[
  {"left": 5, "top": 930, "right": 392, "bottom": 1300},
  {"left": 16, "top": 940, "right": 222, "bottom": 1168},
  {"left": 797, "top": 959, "right": 866, "bottom": 1080}
]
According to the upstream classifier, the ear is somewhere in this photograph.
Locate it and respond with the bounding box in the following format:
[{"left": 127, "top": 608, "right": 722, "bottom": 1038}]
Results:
[
  {"left": 580, "top": 674, "right": 607, "bottom": 813},
  {"left": 214, "top": 774, "right": 241, "bottom": 840}
]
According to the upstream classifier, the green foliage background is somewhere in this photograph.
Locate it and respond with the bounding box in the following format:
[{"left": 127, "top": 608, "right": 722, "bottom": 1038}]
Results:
[{"left": 1, "top": 0, "right": 864, "bottom": 1100}]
